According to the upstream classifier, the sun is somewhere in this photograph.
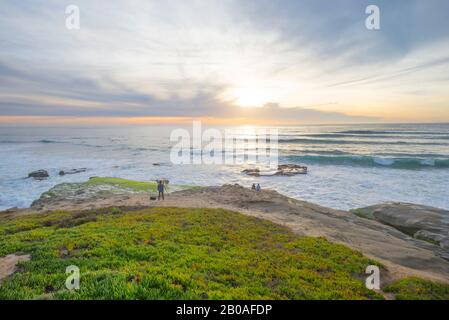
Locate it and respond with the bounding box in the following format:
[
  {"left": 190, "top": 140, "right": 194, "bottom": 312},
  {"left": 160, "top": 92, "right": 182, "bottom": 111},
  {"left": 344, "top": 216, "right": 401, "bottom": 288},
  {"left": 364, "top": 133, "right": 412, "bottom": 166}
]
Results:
[{"left": 228, "top": 87, "right": 271, "bottom": 108}]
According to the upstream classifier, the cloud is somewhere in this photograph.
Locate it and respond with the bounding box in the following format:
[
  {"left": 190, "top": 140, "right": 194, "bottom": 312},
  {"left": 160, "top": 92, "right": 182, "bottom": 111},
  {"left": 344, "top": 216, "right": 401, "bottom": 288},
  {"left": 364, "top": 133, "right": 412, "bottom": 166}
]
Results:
[
  {"left": 0, "top": 60, "right": 375, "bottom": 123},
  {"left": 232, "top": 103, "right": 376, "bottom": 124},
  {"left": 0, "top": 0, "right": 448, "bottom": 123}
]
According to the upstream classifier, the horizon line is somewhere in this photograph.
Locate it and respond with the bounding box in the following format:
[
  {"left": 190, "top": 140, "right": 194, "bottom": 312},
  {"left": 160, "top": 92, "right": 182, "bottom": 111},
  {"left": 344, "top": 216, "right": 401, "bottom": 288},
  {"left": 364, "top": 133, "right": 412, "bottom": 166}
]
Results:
[{"left": 1, "top": 115, "right": 449, "bottom": 127}]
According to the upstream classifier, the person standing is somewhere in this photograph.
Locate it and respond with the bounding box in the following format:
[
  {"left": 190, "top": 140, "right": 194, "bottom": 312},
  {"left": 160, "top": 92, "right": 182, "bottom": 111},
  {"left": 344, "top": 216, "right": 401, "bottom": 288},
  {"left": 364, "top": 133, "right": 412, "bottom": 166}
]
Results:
[
  {"left": 256, "top": 183, "right": 261, "bottom": 192},
  {"left": 157, "top": 180, "right": 165, "bottom": 200}
]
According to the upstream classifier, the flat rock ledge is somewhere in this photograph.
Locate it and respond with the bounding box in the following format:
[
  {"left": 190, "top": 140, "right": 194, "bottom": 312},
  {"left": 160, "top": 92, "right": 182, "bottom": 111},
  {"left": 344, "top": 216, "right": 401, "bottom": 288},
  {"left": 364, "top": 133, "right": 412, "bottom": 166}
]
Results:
[{"left": 352, "top": 202, "right": 449, "bottom": 253}]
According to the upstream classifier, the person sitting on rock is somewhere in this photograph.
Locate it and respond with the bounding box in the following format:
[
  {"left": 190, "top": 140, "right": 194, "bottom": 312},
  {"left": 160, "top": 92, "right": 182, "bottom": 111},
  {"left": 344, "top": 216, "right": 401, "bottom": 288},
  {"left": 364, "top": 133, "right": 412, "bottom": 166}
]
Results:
[
  {"left": 251, "top": 183, "right": 256, "bottom": 190},
  {"left": 157, "top": 180, "right": 165, "bottom": 200}
]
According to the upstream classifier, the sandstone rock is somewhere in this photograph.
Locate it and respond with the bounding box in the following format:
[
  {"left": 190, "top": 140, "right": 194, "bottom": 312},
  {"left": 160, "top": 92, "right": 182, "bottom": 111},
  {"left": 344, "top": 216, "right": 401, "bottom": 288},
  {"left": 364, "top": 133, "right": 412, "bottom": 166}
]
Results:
[
  {"left": 414, "top": 230, "right": 446, "bottom": 246},
  {"left": 353, "top": 202, "right": 449, "bottom": 251},
  {"left": 28, "top": 170, "right": 49, "bottom": 180},
  {"left": 441, "top": 239, "right": 449, "bottom": 250}
]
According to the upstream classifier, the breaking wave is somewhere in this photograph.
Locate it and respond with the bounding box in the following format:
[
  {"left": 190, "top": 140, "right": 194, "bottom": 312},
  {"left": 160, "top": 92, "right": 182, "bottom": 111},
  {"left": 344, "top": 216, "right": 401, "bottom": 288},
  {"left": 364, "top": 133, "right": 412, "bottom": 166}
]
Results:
[
  {"left": 284, "top": 155, "right": 449, "bottom": 169},
  {"left": 278, "top": 138, "right": 447, "bottom": 146}
]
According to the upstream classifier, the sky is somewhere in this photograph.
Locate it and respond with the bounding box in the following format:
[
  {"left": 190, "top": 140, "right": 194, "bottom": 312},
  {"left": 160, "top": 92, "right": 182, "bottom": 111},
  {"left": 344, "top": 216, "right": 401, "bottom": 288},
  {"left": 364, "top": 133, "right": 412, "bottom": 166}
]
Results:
[{"left": 1, "top": 0, "right": 449, "bottom": 125}]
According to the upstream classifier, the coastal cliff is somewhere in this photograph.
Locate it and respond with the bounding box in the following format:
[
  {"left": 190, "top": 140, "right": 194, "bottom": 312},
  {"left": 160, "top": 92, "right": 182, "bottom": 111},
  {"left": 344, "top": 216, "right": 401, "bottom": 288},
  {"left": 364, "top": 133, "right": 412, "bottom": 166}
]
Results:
[{"left": 1, "top": 178, "right": 448, "bottom": 299}]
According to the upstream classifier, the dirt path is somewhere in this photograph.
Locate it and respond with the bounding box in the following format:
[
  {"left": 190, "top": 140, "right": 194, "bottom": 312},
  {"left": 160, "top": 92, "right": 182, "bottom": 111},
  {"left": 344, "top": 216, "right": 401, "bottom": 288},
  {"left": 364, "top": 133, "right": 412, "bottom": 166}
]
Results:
[
  {"left": 0, "top": 254, "right": 31, "bottom": 281},
  {"left": 4, "top": 184, "right": 449, "bottom": 285}
]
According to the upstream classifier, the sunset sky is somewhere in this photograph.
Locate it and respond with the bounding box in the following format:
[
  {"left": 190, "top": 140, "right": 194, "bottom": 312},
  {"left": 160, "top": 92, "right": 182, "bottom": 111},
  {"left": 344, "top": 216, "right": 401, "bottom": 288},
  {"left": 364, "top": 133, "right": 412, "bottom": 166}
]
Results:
[{"left": 1, "top": 0, "right": 449, "bottom": 125}]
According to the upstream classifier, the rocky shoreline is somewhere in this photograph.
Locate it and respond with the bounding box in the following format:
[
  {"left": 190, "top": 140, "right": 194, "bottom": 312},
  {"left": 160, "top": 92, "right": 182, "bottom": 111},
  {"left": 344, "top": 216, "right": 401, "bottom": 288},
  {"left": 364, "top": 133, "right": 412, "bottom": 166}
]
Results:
[
  {"left": 2, "top": 179, "right": 449, "bottom": 284},
  {"left": 242, "top": 164, "right": 308, "bottom": 176}
]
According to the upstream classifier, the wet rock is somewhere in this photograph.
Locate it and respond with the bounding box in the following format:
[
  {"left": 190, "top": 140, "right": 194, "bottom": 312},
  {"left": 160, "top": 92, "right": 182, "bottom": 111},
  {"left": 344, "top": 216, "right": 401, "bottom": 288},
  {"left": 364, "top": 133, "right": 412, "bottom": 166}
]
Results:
[
  {"left": 275, "top": 164, "right": 308, "bottom": 176},
  {"left": 59, "top": 168, "right": 87, "bottom": 176},
  {"left": 28, "top": 170, "right": 49, "bottom": 180},
  {"left": 242, "top": 168, "right": 261, "bottom": 176},
  {"left": 242, "top": 164, "right": 307, "bottom": 177}
]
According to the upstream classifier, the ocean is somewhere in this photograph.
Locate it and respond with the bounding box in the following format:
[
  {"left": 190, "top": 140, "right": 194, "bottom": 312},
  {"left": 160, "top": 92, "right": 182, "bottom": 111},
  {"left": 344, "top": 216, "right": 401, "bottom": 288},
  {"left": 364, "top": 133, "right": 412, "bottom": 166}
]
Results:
[{"left": 1, "top": 123, "right": 448, "bottom": 211}]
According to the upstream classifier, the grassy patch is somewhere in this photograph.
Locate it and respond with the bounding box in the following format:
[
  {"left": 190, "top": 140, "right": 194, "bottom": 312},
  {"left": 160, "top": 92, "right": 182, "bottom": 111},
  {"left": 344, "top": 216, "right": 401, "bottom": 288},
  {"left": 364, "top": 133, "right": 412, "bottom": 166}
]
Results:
[
  {"left": 84, "top": 177, "right": 201, "bottom": 194},
  {"left": 85, "top": 177, "right": 159, "bottom": 193},
  {"left": 0, "top": 207, "right": 385, "bottom": 300},
  {"left": 385, "top": 277, "right": 449, "bottom": 300},
  {"left": 32, "top": 178, "right": 201, "bottom": 207}
]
